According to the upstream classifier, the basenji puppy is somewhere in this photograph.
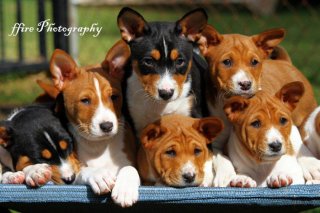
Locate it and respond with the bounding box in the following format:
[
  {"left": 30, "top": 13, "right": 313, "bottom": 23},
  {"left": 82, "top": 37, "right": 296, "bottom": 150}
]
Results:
[
  {"left": 194, "top": 24, "right": 318, "bottom": 186},
  {"left": 138, "top": 114, "right": 223, "bottom": 187},
  {"left": 117, "top": 7, "right": 209, "bottom": 134},
  {"left": 49, "top": 40, "right": 140, "bottom": 207},
  {"left": 302, "top": 107, "right": 320, "bottom": 158},
  {"left": 224, "top": 82, "right": 305, "bottom": 187},
  {"left": 0, "top": 104, "right": 79, "bottom": 186}
]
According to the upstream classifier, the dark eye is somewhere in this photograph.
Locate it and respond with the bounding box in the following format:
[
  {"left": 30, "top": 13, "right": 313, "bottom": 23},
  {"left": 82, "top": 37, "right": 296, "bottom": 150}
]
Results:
[
  {"left": 80, "top": 98, "right": 91, "bottom": 105},
  {"left": 111, "top": 94, "right": 119, "bottom": 101},
  {"left": 165, "top": 149, "right": 176, "bottom": 157},
  {"left": 280, "top": 117, "right": 288, "bottom": 126},
  {"left": 141, "top": 57, "right": 154, "bottom": 67},
  {"left": 222, "top": 59, "right": 232, "bottom": 67},
  {"left": 194, "top": 148, "right": 202, "bottom": 156},
  {"left": 176, "top": 58, "right": 185, "bottom": 68},
  {"left": 251, "top": 59, "right": 259, "bottom": 66},
  {"left": 251, "top": 120, "right": 261, "bottom": 128}
]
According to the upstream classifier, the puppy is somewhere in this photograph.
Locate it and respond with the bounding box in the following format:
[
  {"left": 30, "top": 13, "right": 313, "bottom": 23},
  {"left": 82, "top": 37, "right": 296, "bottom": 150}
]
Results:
[
  {"left": 138, "top": 114, "right": 223, "bottom": 187},
  {"left": 0, "top": 104, "right": 79, "bottom": 186},
  {"left": 224, "top": 82, "right": 305, "bottom": 187},
  {"left": 302, "top": 107, "right": 320, "bottom": 158},
  {"left": 117, "top": 7, "right": 209, "bottom": 134},
  {"left": 49, "top": 40, "right": 140, "bottom": 207}
]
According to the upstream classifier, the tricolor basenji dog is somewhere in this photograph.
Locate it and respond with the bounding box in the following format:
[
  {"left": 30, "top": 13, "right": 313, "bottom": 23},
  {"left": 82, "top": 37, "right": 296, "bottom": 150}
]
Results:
[
  {"left": 49, "top": 40, "right": 140, "bottom": 207},
  {"left": 0, "top": 104, "right": 79, "bottom": 186},
  {"left": 224, "top": 82, "right": 305, "bottom": 187},
  {"left": 138, "top": 114, "right": 223, "bottom": 187},
  {"left": 194, "top": 24, "right": 318, "bottom": 186},
  {"left": 117, "top": 7, "right": 209, "bottom": 134}
]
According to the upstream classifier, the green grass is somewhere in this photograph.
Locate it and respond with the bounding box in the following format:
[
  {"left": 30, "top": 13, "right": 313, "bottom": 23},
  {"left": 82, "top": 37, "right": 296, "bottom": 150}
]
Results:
[{"left": 0, "top": 2, "right": 320, "bottom": 106}]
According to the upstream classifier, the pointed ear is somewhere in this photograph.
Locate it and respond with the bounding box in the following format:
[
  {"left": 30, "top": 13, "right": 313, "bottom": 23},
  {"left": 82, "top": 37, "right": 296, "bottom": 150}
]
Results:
[
  {"left": 175, "top": 8, "right": 208, "bottom": 42},
  {"left": 50, "top": 49, "right": 78, "bottom": 91},
  {"left": 224, "top": 96, "right": 250, "bottom": 122},
  {"left": 197, "top": 25, "right": 223, "bottom": 55},
  {"left": 275, "top": 81, "right": 304, "bottom": 111},
  {"left": 140, "top": 123, "right": 167, "bottom": 150},
  {"left": 0, "top": 123, "right": 12, "bottom": 148},
  {"left": 102, "top": 40, "right": 130, "bottom": 81},
  {"left": 117, "top": 7, "right": 150, "bottom": 43},
  {"left": 193, "top": 117, "right": 224, "bottom": 142},
  {"left": 251, "top": 28, "right": 286, "bottom": 56}
]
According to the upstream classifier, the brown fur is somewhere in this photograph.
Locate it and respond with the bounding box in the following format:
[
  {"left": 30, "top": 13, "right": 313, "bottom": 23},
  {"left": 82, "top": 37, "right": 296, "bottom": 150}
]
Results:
[
  {"left": 16, "top": 156, "right": 32, "bottom": 171},
  {"left": 170, "top": 49, "right": 179, "bottom": 61},
  {"left": 151, "top": 49, "right": 161, "bottom": 61},
  {"left": 316, "top": 112, "right": 320, "bottom": 136},
  {"left": 59, "top": 140, "right": 68, "bottom": 150},
  {"left": 41, "top": 149, "right": 52, "bottom": 159}
]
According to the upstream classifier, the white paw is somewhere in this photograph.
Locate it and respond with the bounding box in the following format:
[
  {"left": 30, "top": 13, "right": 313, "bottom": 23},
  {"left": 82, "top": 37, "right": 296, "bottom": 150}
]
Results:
[
  {"left": 212, "top": 154, "right": 236, "bottom": 187},
  {"left": 111, "top": 166, "right": 140, "bottom": 208},
  {"left": 267, "top": 173, "right": 293, "bottom": 188},
  {"left": 229, "top": 175, "right": 257, "bottom": 188},
  {"left": 299, "top": 157, "right": 320, "bottom": 181},
  {"left": 23, "top": 163, "right": 52, "bottom": 187},
  {"left": 306, "top": 180, "right": 320, "bottom": 185},
  {"left": 87, "top": 168, "right": 116, "bottom": 195},
  {"left": 2, "top": 171, "right": 25, "bottom": 184}
]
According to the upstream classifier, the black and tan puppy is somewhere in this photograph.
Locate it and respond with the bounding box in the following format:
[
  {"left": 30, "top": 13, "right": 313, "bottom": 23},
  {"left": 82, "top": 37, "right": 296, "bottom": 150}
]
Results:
[{"left": 117, "top": 7, "right": 209, "bottom": 133}]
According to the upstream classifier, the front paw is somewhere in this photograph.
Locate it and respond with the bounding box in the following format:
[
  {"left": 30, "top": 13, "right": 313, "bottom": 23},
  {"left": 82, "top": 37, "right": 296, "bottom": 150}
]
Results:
[
  {"left": 2, "top": 171, "right": 25, "bottom": 184},
  {"left": 299, "top": 157, "right": 320, "bottom": 181},
  {"left": 23, "top": 164, "right": 52, "bottom": 187},
  {"left": 267, "top": 173, "right": 293, "bottom": 188},
  {"left": 88, "top": 168, "right": 116, "bottom": 195},
  {"left": 229, "top": 175, "right": 257, "bottom": 188}
]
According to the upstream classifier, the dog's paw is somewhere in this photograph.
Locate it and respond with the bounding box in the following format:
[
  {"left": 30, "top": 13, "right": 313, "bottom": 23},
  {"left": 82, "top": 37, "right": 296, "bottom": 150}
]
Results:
[
  {"left": 111, "top": 166, "right": 140, "bottom": 208},
  {"left": 212, "top": 154, "right": 236, "bottom": 187},
  {"left": 2, "top": 171, "right": 25, "bottom": 184},
  {"left": 229, "top": 175, "right": 257, "bottom": 188},
  {"left": 306, "top": 180, "right": 320, "bottom": 185},
  {"left": 87, "top": 168, "right": 116, "bottom": 195},
  {"left": 23, "top": 163, "right": 52, "bottom": 187},
  {"left": 299, "top": 156, "right": 320, "bottom": 181},
  {"left": 267, "top": 173, "right": 293, "bottom": 188}
]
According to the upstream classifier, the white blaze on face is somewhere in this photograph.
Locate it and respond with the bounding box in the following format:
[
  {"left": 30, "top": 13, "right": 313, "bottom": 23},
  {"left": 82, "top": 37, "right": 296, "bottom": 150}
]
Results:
[
  {"left": 59, "top": 159, "right": 75, "bottom": 181},
  {"left": 181, "top": 161, "right": 196, "bottom": 176},
  {"left": 163, "top": 36, "right": 168, "bottom": 58},
  {"left": 231, "top": 69, "right": 252, "bottom": 91},
  {"left": 265, "top": 126, "right": 285, "bottom": 153},
  {"left": 156, "top": 71, "right": 178, "bottom": 100},
  {"left": 90, "top": 78, "right": 118, "bottom": 137}
]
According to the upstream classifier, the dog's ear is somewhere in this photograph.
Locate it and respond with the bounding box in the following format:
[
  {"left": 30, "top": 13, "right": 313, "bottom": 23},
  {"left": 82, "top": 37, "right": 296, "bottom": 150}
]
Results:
[
  {"left": 175, "top": 8, "right": 208, "bottom": 42},
  {"left": 50, "top": 49, "right": 78, "bottom": 91},
  {"left": 140, "top": 123, "right": 167, "bottom": 149},
  {"left": 193, "top": 117, "right": 224, "bottom": 142},
  {"left": 117, "top": 7, "right": 150, "bottom": 43},
  {"left": 252, "top": 28, "right": 286, "bottom": 57},
  {"left": 275, "top": 81, "right": 304, "bottom": 111},
  {"left": 35, "top": 79, "right": 60, "bottom": 103},
  {"left": 197, "top": 25, "right": 223, "bottom": 56},
  {"left": 224, "top": 96, "right": 249, "bottom": 122},
  {"left": 0, "top": 123, "right": 12, "bottom": 148},
  {"left": 102, "top": 40, "right": 131, "bottom": 81}
]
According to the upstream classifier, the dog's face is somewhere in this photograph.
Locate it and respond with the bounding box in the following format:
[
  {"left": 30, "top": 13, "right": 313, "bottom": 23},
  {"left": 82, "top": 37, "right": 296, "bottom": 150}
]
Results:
[
  {"left": 224, "top": 81, "right": 304, "bottom": 162},
  {"left": 117, "top": 8, "right": 207, "bottom": 101},
  {"left": 50, "top": 40, "right": 130, "bottom": 141},
  {"left": 199, "top": 25, "right": 285, "bottom": 97},
  {"left": 141, "top": 115, "right": 223, "bottom": 186}
]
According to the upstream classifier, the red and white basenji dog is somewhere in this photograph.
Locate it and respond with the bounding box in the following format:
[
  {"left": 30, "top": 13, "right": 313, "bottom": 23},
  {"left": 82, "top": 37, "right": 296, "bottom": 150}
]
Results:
[
  {"left": 49, "top": 40, "right": 140, "bottom": 207},
  {"left": 193, "top": 24, "right": 318, "bottom": 186},
  {"left": 224, "top": 82, "right": 305, "bottom": 187},
  {"left": 138, "top": 114, "right": 223, "bottom": 187}
]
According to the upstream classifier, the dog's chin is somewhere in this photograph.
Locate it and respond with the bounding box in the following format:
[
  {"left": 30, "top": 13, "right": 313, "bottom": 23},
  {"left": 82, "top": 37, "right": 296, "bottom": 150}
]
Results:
[
  {"left": 261, "top": 153, "right": 283, "bottom": 162},
  {"left": 164, "top": 179, "right": 201, "bottom": 188}
]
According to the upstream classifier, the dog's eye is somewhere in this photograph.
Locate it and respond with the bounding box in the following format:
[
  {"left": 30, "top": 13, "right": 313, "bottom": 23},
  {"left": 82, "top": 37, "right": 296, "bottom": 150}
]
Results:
[
  {"left": 176, "top": 58, "right": 185, "bottom": 68},
  {"left": 111, "top": 94, "right": 119, "bottom": 101},
  {"left": 141, "top": 57, "right": 154, "bottom": 67},
  {"left": 222, "top": 59, "right": 232, "bottom": 67},
  {"left": 194, "top": 148, "right": 202, "bottom": 156},
  {"left": 251, "top": 59, "right": 259, "bottom": 66},
  {"left": 280, "top": 117, "right": 288, "bottom": 126},
  {"left": 80, "top": 98, "right": 91, "bottom": 105},
  {"left": 250, "top": 120, "right": 261, "bottom": 128},
  {"left": 165, "top": 149, "right": 176, "bottom": 157}
]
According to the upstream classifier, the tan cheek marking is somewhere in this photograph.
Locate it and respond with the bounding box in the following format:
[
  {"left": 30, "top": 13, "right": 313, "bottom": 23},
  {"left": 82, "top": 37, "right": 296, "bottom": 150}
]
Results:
[
  {"left": 16, "top": 156, "right": 32, "bottom": 171},
  {"left": 59, "top": 140, "right": 68, "bottom": 150},
  {"left": 41, "top": 149, "right": 52, "bottom": 159},
  {"left": 170, "top": 49, "right": 179, "bottom": 61},
  {"left": 151, "top": 49, "right": 161, "bottom": 61}
]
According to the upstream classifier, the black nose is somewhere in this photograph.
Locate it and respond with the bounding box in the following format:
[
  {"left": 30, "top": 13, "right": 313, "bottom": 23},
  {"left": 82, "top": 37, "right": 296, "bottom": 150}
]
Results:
[
  {"left": 158, "top": 89, "right": 174, "bottom": 100},
  {"left": 238, "top": 81, "right": 252, "bottom": 91},
  {"left": 62, "top": 174, "right": 76, "bottom": 184},
  {"left": 99, "top": 122, "right": 113, "bottom": 133},
  {"left": 269, "top": 141, "right": 282, "bottom": 152},
  {"left": 182, "top": 173, "right": 196, "bottom": 183}
]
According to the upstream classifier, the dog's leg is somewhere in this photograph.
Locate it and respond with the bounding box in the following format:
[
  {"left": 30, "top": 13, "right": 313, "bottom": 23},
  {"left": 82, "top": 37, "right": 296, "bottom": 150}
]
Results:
[
  {"left": 200, "top": 158, "right": 214, "bottom": 187},
  {"left": 112, "top": 166, "right": 140, "bottom": 208},
  {"left": 1, "top": 171, "right": 25, "bottom": 184},
  {"left": 212, "top": 148, "right": 236, "bottom": 187},
  {"left": 23, "top": 163, "right": 52, "bottom": 187},
  {"left": 229, "top": 174, "right": 257, "bottom": 188}
]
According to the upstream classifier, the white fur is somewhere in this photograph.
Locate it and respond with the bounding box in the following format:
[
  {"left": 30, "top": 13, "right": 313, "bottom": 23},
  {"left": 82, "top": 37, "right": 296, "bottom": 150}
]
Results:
[
  {"left": 156, "top": 71, "right": 177, "bottom": 100},
  {"left": 265, "top": 127, "right": 285, "bottom": 155},
  {"left": 2, "top": 171, "right": 25, "bottom": 184},
  {"left": 181, "top": 161, "right": 195, "bottom": 175},
  {"left": 23, "top": 163, "right": 52, "bottom": 186},
  {"left": 201, "top": 158, "right": 214, "bottom": 187},
  {"left": 231, "top": 69, "right": 252, "bottom": 93},
  {"left": 7, "top": 108, "right": 24, "bottom": 121},
  {"left": 163, "top": 36, "right": 168, "bottom": 58},
  {"left": 303, "top": 106, "right": 320, "bottom": 157},
  {"left": 212, "top": 148, "right": 236, "bottom": 187},
  {"left": 59, "top": 159, "right": 75, "bottom": 182},
  {"left": 43, "top": 131, "right": 57, "bottom": 150},
  {"left": 127, "top": 71, "right": 192, "bottom": 133}
]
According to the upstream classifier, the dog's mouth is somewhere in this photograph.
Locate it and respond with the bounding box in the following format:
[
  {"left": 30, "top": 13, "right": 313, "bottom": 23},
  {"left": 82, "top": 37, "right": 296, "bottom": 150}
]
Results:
[
  {"left": 261, "top": 153, "right": 283, "bottom": 162},
  {"left": 69, "top": 123, "right": 118, "bottom": 141}
]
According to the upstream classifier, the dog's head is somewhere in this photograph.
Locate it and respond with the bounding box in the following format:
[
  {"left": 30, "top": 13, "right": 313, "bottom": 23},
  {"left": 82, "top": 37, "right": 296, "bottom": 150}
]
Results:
[
  {"left": 198, "top": 25, "right": 285, "bottom": 97},
  {"left": 224, "top": 81, "right": 304, "bottom": 162},
  {"left": 117, "top": 7, "right": 207, "bottom": 101},
  {"left": 50, "top": 40, "right": 130, "bottom": 141},
  {"left": 140, "top": 114, "right": 223, "bottom": 186}
]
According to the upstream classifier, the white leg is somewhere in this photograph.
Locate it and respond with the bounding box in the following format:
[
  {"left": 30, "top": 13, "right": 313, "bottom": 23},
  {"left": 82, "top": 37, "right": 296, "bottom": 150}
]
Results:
[
  {"left": 23, "top": 163, "right": 52, "bottom": 187},
  {"left": 2, "top": 171, "right": 25, "bottom": 184},
  {"left": 200, "top": 159, "right": 214, "bottom": 187},
  {"left": 212, "top": 149, "right": 236, "bottom": 187}
]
